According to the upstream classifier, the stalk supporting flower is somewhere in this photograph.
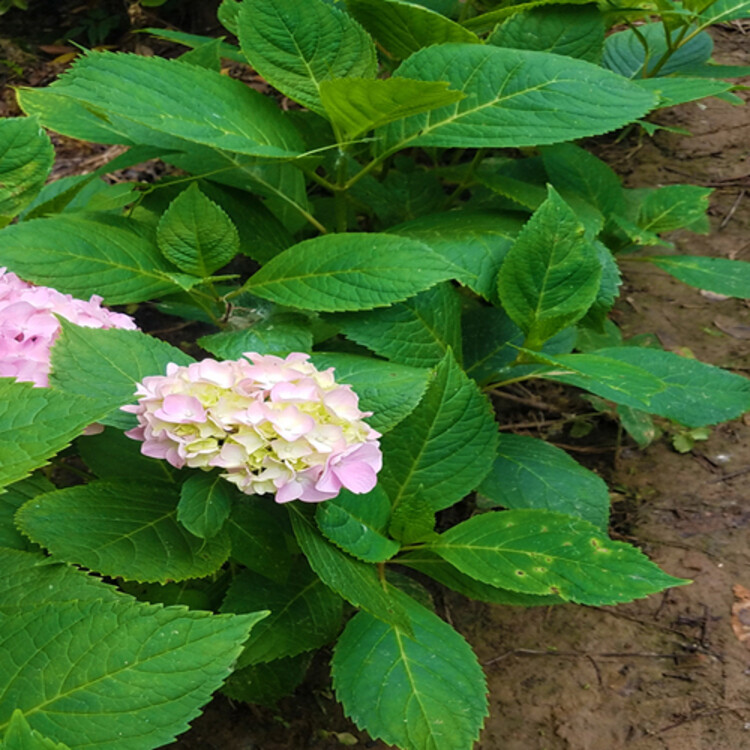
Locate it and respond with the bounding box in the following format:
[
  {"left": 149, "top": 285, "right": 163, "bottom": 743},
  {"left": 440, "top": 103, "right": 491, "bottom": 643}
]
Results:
[{"left": 123, "top": 353, "right": 382, "bottom": 503}]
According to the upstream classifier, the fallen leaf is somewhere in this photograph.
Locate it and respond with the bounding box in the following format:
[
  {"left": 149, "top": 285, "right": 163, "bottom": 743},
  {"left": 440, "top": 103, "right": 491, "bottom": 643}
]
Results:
[
  {"left": 714, "top": 315, "right": 750, "bottom": 340},
  {"left": 731, "top": 584, "right": 750, "bottom": 645}
]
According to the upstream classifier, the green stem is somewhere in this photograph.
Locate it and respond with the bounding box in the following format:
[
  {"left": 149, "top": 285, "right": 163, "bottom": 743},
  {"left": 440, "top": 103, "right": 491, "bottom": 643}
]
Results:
[{"left": 333, "top": 150, "right": 350, "bottom": 232}]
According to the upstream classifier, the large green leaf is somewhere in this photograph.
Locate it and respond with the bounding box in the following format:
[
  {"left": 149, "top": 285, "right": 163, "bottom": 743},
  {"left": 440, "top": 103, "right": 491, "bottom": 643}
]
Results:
[
  {"left": 645, "top": 255, "right": 750, "bottom": 298},
  {"left": 0, "top": 477, "right": 53, "bottom": 551},
  {"left": 0, "top": 381, "right": 111, "bottom": 490},
  {"left": 310, "top": 353, "right": 430, "bottom": 434},
  {"left": 1, "top": 710, "right": 70, "bottom": 750},
  {"left": 430, "top": 509, "right": 688, "bottom": 604},
  {"left": 388, "top": 211, "right": 525, "bottom": 301},
  {"left": 221, "top": 564, "right": 343, "bottom": 666},
  {"left": 378, "top": 44, "right": 657, "bottom": 152},
  {"left": 49, "top": 321, "right": 194, "bottom": 428},
  {"left": 333, "top": 283, "right": 462, "bottom": 368},
  {"left": 19, "top": 51, "right": 303, "bottom": 158},
  {"left": 156, "top": 183, "right": 239, "bottom": 276},
  {"left": 332, "top": 584, "right": 487, "bottom": 750},
  {"left": 0, "top": 116, "right": 54, "bottom": 226},
  {"left": 244, "top": 233, "right": 457, "bottom": 312},
  {"left": 497, "top": 188, "right": 602, "bottom": 349},
  {"left": 0, "top": 213, "right": 180, "bottom": 305},
  {"left": 488, "top": 4, "right": 605, "bottom": 63},
  {"left": 346, "top": 0, "right": 479, "bottom": 59},
  {"left": 593, "top": 347, "right": 750, "bottom": 427},
  {"left": 316, "top": 486, "right": 399, "bottom": 562},
  {"left": 477, "top": 434, "right": 610, "bottom": 529},
  {"left": 289, "top": 507, "right": 411, "bottom": 632},
  {"left": 602, "top": 23, "right": 713, "bottom": 78},
  {"left": 237, "top": 0, "right": 376, "bottom": 115},
  {"left": 320, "top": 78, "right": 465, "bottom": 140},
  {"left": 16, "top": 482, "right": 230, "bottom": 583},
  {"left": 0, "top": 597, "right": 265, "bottom": 749},
  {"left": 380, "top": 350, "right": 498, "bottom": 512}
]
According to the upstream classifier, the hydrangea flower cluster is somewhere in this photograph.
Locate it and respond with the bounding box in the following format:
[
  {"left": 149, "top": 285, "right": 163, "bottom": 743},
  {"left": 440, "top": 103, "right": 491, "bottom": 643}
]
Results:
[
  {"left": 123, "top": 353, "right": 382, "bottom": 503},
  {"left": 0, "top": 267, "right": 137, "bottom": 388}
]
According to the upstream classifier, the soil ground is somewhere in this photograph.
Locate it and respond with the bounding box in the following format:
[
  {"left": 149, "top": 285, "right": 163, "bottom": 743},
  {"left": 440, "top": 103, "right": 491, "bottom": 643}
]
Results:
[{"left": 2, "top": 19, "right": 749, "bottom": 750}]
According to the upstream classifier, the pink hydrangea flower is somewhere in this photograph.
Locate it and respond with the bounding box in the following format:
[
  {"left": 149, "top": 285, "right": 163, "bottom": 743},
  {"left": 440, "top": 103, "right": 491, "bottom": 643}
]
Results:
[
  {"left": 0, "top": 267, "right": 137, "bottom": 388},
  {"left": 123, "top": 353, "right": 382, "bottom": 503}
]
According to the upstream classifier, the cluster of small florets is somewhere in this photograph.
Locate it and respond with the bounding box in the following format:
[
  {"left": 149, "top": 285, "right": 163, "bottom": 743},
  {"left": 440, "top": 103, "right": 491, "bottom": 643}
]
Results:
[
  {"left": 123, "top": 353, "right": 382, "bottom": 503},
  {"left": 0, "top": 267, "right": 137, "bottom": 387}
]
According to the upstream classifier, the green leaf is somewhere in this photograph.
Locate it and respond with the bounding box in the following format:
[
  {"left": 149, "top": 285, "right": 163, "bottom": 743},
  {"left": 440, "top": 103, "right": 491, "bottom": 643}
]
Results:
[
  {"left": 177, "top": 473, "right": 234, "bottom": 539},
  {"left": 332, "top": 584, "right": 487, "bottom": 750},
  {"left": 637, "top": 77, "right": 736, "bottom": 108},
  {"left": 179, "top": 38, "right": 223, "bottom": 71},
  {"left": 16, "top": 481, "right": 231, "bottom": 583},
  {"left": 378, "top": 44, "right": 657, "bottom": 152},
  {"left": 592, "top": 347, "right": 750, "bottom": 427},
  {"left": 199, "top": 315, "right": 313, "bottom": 359},
  {"left": 461, "top": 0, "right": 594, "bottom": 31},
  {"left": 488, "top": 4, "right": 605, "bottom": 62},
  {"left": 695, "top": 0, "right": 750, "bottom": 23},
  {"left": 646, "top": 255, "right": 750, "bottom": 298},
  {"left": 581, "top": 241, "right": 623, "bottom": 331},
  {"left": 19, "top": 51, "right": 303, "bottom": 158},
  {"left": 320, "top": 78, "right": 465, "bottom": 140},
  {"left": 289, "top": 507, "right": 412, "bottom": 632},
  {"left": 636, "top": 185, "right": 712, "bottom": 234},
  {"left": 380, "top": 350, "right": 498, "bottom": 512},
  {"left": 430, "top": 509, "right": 688, "bottom": 604},
  {"left": 0, "top": 213, "right": 180, "bottom": 305},
  {"left": 316, "top": 486, "right": 399, "bottom": 562},
  {"left": 245, "top": 233, "right": 457, "bottom": 312},
  {"left": 388, "top": 493, "right": 436, "bottom": 545},
  {"left": 602, "top": 24, "right": 713, "bottom": 78},
  {"left": 50, "top": 321, "right": 194, "bottom": 428},
  {"left": 333, "top": 283, "right": 462, "bottom": 368},
  {"left": 227, "top": 501, "right": 297, "bottom": 584},
  {"left": 237, "top": 0, "right": 376, "bottom": 115},
  {"left": 222, "top": 654, "right": 312, "bottom": 707},
  {"left": 0, "top": 116, "right": 54, "bottom": 224},
  {"left": 477, "top": 434, "right": 610, "bottom": 529},
  {"left": 157, "top": 184, "right": 239, "bottom": 276},
  {"left": 399, "top": 549, "right": 562, "bottom": 606},
  {"left": 497, "top": 187, "right": 602, "bottom": 349},
  {"left": 309, "top": 353, "right": 430, "bottom": 434},
  {"left": 1, "top": 710, "right": 70, "bottom": 750},
  {"left": 221, "top": 564, "right": 343, "bottom": 666},
  {"left": 144, "top": 27, "right": 245, "bottom": 63},
  {"left": 618, "top": 405, "right": 659, "bottom": 448},
  {"left": 346, "top": 0, "right": 479, "bottom": 59},
  {"left": 0, "top": 597, "right": 266, "bottom": 749},
  {"left": 0, "top": 477, "right": 53, "bottom": 551},
  {"left": 218, "top": 0, "right": 240, "bottom": 33},
  {"left": 462, "top": 306, "right": 524, "bottom": 384},
  {"left": 0, "top": 381, "right": 111, "bottom": 490},
  {"left": 388, "top": 211, "right": 525, "bottom": 301}
]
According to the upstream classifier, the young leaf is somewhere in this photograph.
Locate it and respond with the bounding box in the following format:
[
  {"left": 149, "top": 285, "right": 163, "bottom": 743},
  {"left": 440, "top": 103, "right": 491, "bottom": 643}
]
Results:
[
  {"left": 430, "top": 509, "right": 688, "bottom": 604},
  {"left": 380, "top": 350, "right": 498, "bottom": 512},
  {"left": 332, "top": 584, "right": 488, "bottom": 750},
  {"left": 237, "top": 0, "right": 376, "bottom": 115},
  {"left": 645, "top": 255, "right": 750, "bottom": 298},
  {"left": 177, "top": 473, "right": 234, "bottom": 539},
  {"left": 244, "top": 233, "right": 457, "bottom": 312},
  {"left": 346, "top": 0, "right": 479, "bottom": 58},
  {"left": 289, "top": 507, "right": 412, "bottom": 632},
  {"left": 0, "top": 213, "right": 180, "bottom": 304},
  {"left": 0, "top": 598, "right": 266, "bottom": 749},
  {"left": 309, "top": 353, "right": 430, "bottom": 434},
  {"left": 221, "top": 565, "right": 343, "bottom": 666},
  {"left": 378, "top": 44, "right": 657, "bottom": 152},
  {"left": 0, "top": 476, "right": 53, "bottom": 552},
  {"left": 0, "top": 116, "right": 54, "bottom": 225},
  {"left": 388, "top": 211, "right": 525, "bottom": 302},
  {"left": 316, "top": 486, "right": 399, "bottom": 563},
  {"left": 488, "top": 4, "right": 605, "bottom": 62},
  {"left": 497, "top": 187, "right": 602, "bottom": 349},
  {"left": 592, "top": 347, "right": 750, "bottom": 427},
  {"left": 49, "top": 321, "right": 194, "bottom": 428},
  {"left": 320, "top": 78, "right": 465, "bottom": 140},
  {"left": 157, "top": 184, "right": 239, "bottom": 276},
  {"left": 16, "top": 481, "right": 230, "bottom": 583},
  {"left": 477, "top": 434, "right": 610, "bottom": 529},
  {"left": 0, "top": 381, "right": 112, "bottom": 490},
  {"left": 333, "top": 283, "right": 462, "bottom": 368},
  {"left": 222, "top": 653, "right": 312, "bottom": 707},
  {"left": 1, "top": 710, "right": 70, "bottom": 750},
  {"left": 19, "top": 51, "right": 303, "bottom": 158}
]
